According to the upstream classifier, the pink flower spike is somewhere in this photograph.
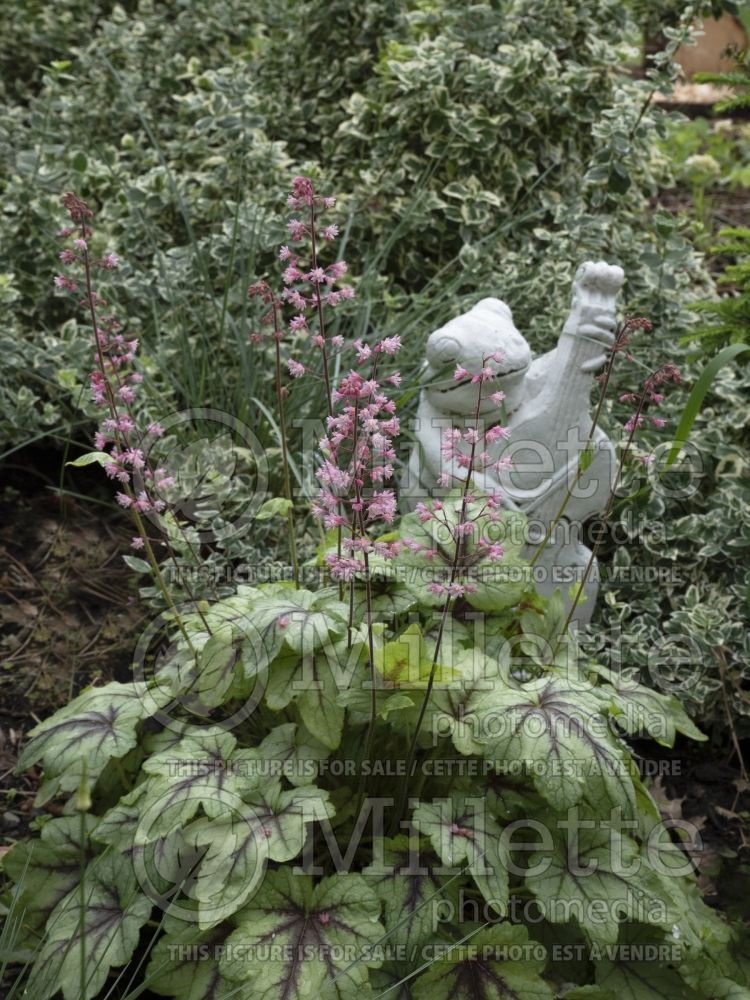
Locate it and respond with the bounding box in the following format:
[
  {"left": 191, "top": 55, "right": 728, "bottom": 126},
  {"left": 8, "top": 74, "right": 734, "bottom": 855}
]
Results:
[
  {"left": 279, "top": 245, "right": 292, "bottom": 261},
  {"left": 322, "top": 224, "right": 339, "bottom": 241},
  {"left": 292, "top": 176, "right": 314, "bottom": 202},
  {"left": 288, "top": 359, "right": 306, "bottom": 378},
  {"left": 131, "top": 537, "right": 145, "bottom": 550},
  {"left": 454, "top": 365, "right": 470, "bottom": 381},
  {"left": 289, "top": 315, "right": 307, "bottom": 332}
]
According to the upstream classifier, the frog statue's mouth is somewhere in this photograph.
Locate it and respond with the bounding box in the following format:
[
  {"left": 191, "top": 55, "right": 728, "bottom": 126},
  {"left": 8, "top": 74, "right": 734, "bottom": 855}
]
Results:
[{"left": 430, "top": 359, "right": 531, "bottom": 395}]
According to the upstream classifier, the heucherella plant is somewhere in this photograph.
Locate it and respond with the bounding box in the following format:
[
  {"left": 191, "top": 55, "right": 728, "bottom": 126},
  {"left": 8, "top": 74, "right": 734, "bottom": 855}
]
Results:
[{"left": 3, "top": 181, "right": 749, "bottom": 1000}]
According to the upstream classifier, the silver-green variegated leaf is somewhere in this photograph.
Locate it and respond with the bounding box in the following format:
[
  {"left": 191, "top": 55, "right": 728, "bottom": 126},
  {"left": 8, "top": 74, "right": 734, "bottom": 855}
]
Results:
[
  {"left": 25, "top": 853, "right": 152, "bottom": 1000},
  {"left": 250, "top": 589, "right": 349, "bottom": 657},
  {"left": 412, "top": 791, "right": 508, "bottom": 913},
  {"left": 428, "top": 648, "right": 510, "bottom": 757},
  {"left": 91, "top": 781, "right": 151, "bottom": 851},
  {"left": 479, "top": 678, "right": 637, "bottom": 816},
  {"left": 3, "top": 815, "right": 97, "bottom": 936},
  {"left": 16, "top": 681, "right": 163, "bottom": 803},
  {"left": 195, "top": 621, "right": 240, "bottom": 708},
  {"left": 265, "top": 636, "right": 364, "bottom": 750},
  {"left": 362, "top": 835, "right": 463, "bottom": 952},
  {"left": 136, "top": 728, "right": 254, "bottom": 841},
  {"left": 593, "top": 924, "right": 702, "bottom": 999},
  {"left": 233, "top": 722, "right": 331, "bottom": 787},
  {"left": 185, "top": 780, "right": 333, "bottom": 927},
  {"left": 587, "top": 665, "right": 706, "bottom": 747},
  {"left": 411, "top": 923, "right": 553, "bottom": 999},
  {"left": 220, "top": 868, "right": 385, "bottom": 1000},
  {"left": 145, "top": 922, "right": 230, "bottom": 1000},
  {"left": 525, "top": 825, "right": 676, "bottom": 946}
]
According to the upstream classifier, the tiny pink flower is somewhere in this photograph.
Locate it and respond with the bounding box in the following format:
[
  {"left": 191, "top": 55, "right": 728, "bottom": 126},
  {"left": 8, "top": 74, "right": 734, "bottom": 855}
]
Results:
[
  {"left": 485, "top": 424, "right": 510, "bottom": 444},
  {"left": 378, "top": 336, "right": 401, "bottom": 356}
]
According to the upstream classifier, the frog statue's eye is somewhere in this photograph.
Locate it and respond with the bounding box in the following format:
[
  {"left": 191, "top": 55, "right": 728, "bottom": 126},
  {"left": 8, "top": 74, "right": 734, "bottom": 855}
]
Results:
[{"left": 427, "top": 335, "right": 461, "bottom": 367}]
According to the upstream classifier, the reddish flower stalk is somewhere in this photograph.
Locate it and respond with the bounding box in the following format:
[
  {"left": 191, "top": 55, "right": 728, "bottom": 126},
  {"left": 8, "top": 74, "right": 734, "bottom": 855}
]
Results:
[
  {"left": 248, "top": 281, "right": 300, "bottom": 588},
  {"left": 56, "top": 194, "right": 207, "bottom": 644},
  {"left": 392, "top": 353, "right": 511, "bottom": 829},
  {"left": 554, "top": 360, "right": 683, "bottom": 647},
  {"left": 252, "top": 177, "right": 354, "bottom": 593}
]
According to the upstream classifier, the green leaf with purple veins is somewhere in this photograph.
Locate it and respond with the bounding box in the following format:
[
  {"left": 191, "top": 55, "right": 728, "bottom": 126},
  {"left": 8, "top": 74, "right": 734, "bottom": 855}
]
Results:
[
  {"left": 220, "top": 868, "right": 385, "bottom": 1000},
  {"left": 25, "top": 853, "right": 152, "bottom": 1000},
  {"left": 16, "top": 681, "right": 166, "bottom": 801},
  {"left": 411, "top": 923, "right": 552, "bottom": 1000}
]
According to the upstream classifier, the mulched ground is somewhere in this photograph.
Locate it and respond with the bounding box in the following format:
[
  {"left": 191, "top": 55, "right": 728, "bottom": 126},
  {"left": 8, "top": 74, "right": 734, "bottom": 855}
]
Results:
[
  {"left": 639, "top": 739, "right": 750, "bottom": 923},
  {"left": 0, "top": 452, "right": 143, "bottom": 844}
]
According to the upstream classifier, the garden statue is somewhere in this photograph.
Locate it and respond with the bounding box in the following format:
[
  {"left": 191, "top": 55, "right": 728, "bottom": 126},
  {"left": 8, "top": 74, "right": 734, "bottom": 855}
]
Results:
[{"left": 402, "top": 261, "right": 625, "bottom": 627}]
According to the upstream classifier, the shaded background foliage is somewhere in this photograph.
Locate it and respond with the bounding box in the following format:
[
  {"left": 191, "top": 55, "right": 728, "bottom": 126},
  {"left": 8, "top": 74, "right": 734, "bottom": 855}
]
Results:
[{"left": 1, "top": 0, "right": 704, "bottom": 447}]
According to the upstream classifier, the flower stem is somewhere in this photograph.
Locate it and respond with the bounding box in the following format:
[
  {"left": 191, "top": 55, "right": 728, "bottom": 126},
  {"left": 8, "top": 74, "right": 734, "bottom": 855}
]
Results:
[
  {"left": 553, "top": 383, "right": 649, "bottom": 652},
  {"left": 272, "top": 304, "right": 300, "bottom": 588},
  {"left": 391, "top": 373, "right": 485, "bottom": 831}
]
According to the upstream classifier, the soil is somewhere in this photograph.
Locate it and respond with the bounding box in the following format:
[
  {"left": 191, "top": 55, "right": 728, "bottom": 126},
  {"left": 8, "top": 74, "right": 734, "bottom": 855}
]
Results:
[
  {"left": 0, "top": 448, "right": 143, "bottom": 846},
  {"left": 636, "top": 738, "right": 750, "bottom": 924}
]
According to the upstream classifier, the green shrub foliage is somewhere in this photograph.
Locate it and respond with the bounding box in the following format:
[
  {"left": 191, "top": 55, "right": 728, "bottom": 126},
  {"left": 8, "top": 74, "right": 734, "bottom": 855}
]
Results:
[{"left": 0, "top": 0, "right": 704, "bottom": 448}]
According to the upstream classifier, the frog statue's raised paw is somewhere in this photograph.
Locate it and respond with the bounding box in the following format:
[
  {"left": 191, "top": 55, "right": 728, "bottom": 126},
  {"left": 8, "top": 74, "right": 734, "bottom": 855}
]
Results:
[{"left": 401, "top": 260, "right": 625, "bottom": 628}]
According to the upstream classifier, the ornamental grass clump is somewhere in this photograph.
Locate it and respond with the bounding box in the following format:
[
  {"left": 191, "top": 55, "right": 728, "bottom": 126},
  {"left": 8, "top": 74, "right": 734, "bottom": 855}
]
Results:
[{"left": 3, "top": 181, "right": 749, "bottom": 1000}]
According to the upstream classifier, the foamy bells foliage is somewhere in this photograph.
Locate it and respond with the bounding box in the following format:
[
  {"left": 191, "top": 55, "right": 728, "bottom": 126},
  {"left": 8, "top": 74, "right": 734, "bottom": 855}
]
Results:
[{"left": 6, "top": 507, "right": 748, "bottom": 1000}]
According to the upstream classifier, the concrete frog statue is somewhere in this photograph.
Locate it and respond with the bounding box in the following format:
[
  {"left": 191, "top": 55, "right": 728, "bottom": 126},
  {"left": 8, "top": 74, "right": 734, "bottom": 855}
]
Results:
[{"left": 401, "top": 261, "right": 625, "bottom": 626}]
